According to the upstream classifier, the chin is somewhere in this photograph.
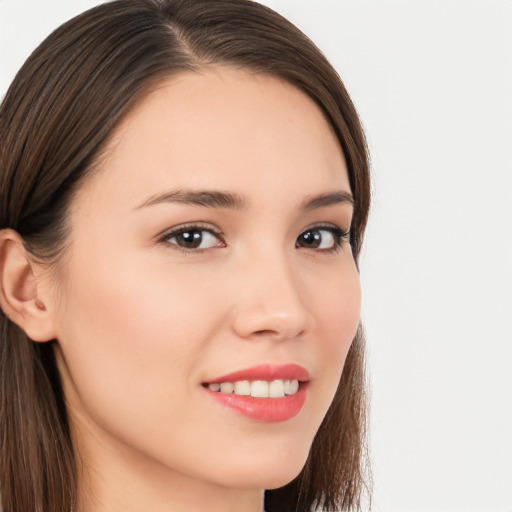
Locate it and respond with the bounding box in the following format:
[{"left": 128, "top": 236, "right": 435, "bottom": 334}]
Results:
[
  {"left": 260, "top": 466, "right": 305, "bottom": 491},
  {"left": 215, "top": 447, "right": 309, "bottom": 491}
]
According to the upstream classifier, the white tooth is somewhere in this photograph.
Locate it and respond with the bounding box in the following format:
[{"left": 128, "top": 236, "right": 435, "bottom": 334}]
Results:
[
  {"left": 286, "top": 379, "right": 299, "bottom": 395},
  {"left": 251, "top": 380, "right": 269, "bottom": 398},
  {"left": 234, "top": 380, "right": 251, "bottom": 396},
  {"left": 269, "top": 380, "right": 285, "bottom": 398},
  {"left": 208, "top": 383, "right": 221, "bottom": 392},
  {"left": 220, "top": 382, "right": 234, "bottom": 394},
  {"left": 284, "top": 380, "right": 292, "bottom": 394}
]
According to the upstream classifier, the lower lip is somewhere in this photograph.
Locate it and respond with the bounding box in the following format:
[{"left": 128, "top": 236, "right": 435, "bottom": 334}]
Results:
[{"left": 205, "top": 385, "right": 307, "bottom": 422}]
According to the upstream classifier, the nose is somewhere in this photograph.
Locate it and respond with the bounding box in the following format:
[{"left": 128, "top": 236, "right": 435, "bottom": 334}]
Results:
[{"left": 230, "top": 250, "right": 311, "bottom": 342}]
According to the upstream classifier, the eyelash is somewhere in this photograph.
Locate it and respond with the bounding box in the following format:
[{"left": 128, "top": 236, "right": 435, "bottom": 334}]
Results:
[
  {"left": 157, "top": 222, "right": 350, "bottom": 254},
  {"left": 158, "top": 222, "right": 225, "bottom": 254},
  {"left": 296, "top": 224, "right": 350, "bottom": 253}
]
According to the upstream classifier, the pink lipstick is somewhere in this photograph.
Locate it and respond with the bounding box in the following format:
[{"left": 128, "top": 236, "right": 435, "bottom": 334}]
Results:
[{"left": 203, "top": 364, "right": 309, "bottom": 422}]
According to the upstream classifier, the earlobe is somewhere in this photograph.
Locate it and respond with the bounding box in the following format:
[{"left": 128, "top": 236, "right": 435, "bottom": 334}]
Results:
[{"left": 0, "top": 229, "right": 57, "bottom": 342}]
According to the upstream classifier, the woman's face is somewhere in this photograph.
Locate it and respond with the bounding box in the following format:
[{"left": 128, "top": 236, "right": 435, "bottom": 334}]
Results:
[{"left": 51, "top": 68, "right": 360, "bottom": 502}]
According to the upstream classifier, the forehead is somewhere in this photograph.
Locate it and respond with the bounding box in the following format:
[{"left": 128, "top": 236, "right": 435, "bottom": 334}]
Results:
[{"left": 75, "top": 67, "right": 349, "bottom": 212}]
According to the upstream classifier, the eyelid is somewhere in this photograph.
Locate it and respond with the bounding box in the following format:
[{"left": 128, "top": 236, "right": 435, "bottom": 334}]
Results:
[
  {"left": 155, "top": 221, "right": 350, "bottom": 253},
  {"left": 296, "top": 222, "right": 351, "bottom": 251},
  {"left": 302, "top": 221, "right": 348, "bottom": 232},
  {"left": 157, "top": 222, "right": 225, "bottom": 251}
]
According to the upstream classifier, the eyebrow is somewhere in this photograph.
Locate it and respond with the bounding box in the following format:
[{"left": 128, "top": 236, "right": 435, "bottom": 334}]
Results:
[
  {"left": 135, "top": 189, "right": 247, "bottom": 210},
  {"left": 299, "top": 190, "right": 354, "bottom": 210},
  {"left": 135, "top": 188, "right": 353, "bottom": 211}
]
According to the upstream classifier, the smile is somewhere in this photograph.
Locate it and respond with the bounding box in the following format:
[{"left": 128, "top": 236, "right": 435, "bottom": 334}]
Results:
[
  {"left": 207, "top": 379, "right": 300, "bottom": 398},
  {"left": 203, "top": 364, "right": 309, "bottom": 422}
]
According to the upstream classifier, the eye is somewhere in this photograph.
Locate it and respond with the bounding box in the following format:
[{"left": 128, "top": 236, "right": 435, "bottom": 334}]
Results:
[
  {"left": 160, "top": 225, "right": 225, "bottom": 251},
  {"left": 295, "top": 226, "right": 349, "bottom": 251}
]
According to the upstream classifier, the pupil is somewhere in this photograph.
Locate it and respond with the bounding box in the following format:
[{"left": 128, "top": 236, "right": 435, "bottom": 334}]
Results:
[
  {"left": 178, "top": 231, "right": 202, "bottom": 248},
  {"left": 301, "top": 230, "right": 321, "bottom": 248}
]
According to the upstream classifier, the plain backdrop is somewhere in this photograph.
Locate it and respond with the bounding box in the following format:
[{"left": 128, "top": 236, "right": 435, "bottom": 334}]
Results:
[{"left": 1, "top": 1, "right": 511, "bottom": 511}]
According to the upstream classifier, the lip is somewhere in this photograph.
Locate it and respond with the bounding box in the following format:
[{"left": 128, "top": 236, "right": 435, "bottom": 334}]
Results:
[
  {"left": 205, "top": 386, "right": 307, "bottom": 422},
  {"left": 203, "top": 364, "right": 309, "bottom": 423},
  {"left": 205, "top": 364, "right": 310, "bottom": 384}
]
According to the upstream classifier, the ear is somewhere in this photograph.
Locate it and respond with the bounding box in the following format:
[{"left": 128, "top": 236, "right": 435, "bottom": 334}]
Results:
[{"left": 0, "top": 229, "right": 58, "bottom": 342}]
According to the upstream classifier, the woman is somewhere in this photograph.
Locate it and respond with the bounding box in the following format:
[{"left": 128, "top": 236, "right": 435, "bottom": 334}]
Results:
[{"left": 0, "top": 1, "right": 370, "bottom": 511}]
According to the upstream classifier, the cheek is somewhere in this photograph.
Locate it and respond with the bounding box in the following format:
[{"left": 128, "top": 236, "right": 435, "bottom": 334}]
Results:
[
  {"left": 54, "top": 250, "right": 222, "bottom": 428},
  {"left": 310, "top": 255, "right": 361, "bottom": 344},
  {"left": 308, "top": 259, "right": 361, "bottom": 402}
]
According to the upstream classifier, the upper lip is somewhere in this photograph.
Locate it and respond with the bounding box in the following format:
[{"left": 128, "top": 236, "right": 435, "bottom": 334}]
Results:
[{"left": 205, "top": 364, "right": 310, "bottom": 384}]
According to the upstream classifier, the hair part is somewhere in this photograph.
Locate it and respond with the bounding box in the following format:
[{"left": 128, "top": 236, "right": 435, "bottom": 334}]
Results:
[{"left": 0, "top": 1, "right": 371, "bottom": 511}]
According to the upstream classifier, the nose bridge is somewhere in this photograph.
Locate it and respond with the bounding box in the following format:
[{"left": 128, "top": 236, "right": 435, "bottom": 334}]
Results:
[{"left": 231, "top": 243, "right": 310, "bottom": 341}]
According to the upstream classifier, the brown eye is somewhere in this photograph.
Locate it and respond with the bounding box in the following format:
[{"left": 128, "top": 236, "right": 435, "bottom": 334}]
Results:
[
  {"left": 296, "top": 227, "right": 344, "bottom": 250},
  {"left": 174, "top": 230, "right": 203, "bottom": 249},
  {"left": 165, "top": 228, "right": 224, "bottom": 250}
]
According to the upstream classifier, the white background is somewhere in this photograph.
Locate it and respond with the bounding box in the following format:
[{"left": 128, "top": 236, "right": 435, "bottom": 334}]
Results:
[{"left": 1, "top": 1, "right": 511, "bottom": 511}]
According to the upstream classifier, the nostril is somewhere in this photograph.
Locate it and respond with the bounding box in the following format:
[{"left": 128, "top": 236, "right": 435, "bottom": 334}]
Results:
[
  {"left": 231, "top": 296, "right": 310, "bottom": 341},
  {"left": 248, "top": 327, "right": 306, "bottom": 342},
  {"left": 253, "top": 329, "right": 276, "bottom": 336}
]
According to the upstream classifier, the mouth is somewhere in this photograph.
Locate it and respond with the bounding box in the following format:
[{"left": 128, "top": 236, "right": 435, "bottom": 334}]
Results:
[
  {"left": 204, "top": 379, "right": 301, "bottom": 398},
  {"left": 202, "top": 364, "right": 309, "bottom": 422}
]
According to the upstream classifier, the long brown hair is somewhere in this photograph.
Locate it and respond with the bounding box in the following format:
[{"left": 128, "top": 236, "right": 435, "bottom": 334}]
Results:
[{"left": 0, "top": 1, "right": 371, "bottom": 511}]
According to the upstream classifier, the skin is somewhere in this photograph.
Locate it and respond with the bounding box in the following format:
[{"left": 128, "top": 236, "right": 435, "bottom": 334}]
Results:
[{"left": 42, "top": 68, "right": 361, "bottom": 512}]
